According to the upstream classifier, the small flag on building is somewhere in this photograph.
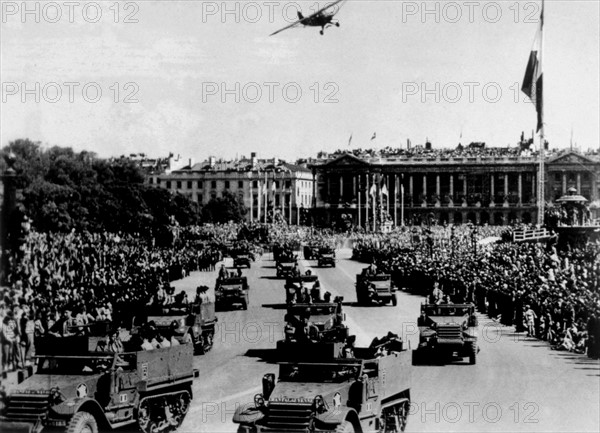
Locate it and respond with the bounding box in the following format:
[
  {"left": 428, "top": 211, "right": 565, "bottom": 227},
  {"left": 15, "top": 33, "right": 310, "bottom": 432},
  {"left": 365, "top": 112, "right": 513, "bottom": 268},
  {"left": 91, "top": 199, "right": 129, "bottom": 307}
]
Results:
[
  {"left": 371, "top": 132, "right": 377, "bottom": 141},
  {"left": 521, "top": 0, "right": 544, "bottom": 132},
  {"left": 348, "top": 133, "right": 353, "bottom": 147},
  {"left": 369, "top": 184, "right": 376, "bottom": 197}
]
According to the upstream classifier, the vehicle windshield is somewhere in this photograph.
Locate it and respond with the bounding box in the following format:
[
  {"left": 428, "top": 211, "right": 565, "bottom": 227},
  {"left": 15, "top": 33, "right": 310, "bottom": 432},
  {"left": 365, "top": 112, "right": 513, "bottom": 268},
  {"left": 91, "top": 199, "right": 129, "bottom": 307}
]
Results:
[
  {"left": 288, "top": 305, "right": 336, "bottom": 316},
  {"left": 279, "top": 364, "right": 360, "bottom": 382},
  {"left": 424, "top": 306, "right": 472, "bottom": 316},
  {"left": 37, "top": 356, "right": 116, "bottom": 375}
]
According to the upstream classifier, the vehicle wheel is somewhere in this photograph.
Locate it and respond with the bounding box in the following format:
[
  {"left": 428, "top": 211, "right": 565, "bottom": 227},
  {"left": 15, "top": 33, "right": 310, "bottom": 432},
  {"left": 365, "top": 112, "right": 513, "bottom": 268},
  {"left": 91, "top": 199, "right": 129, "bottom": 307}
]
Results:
[
  {"left": 335, "top": 420, "right": 354, "bottom": 433},
  {"left": 391, "top": 294, "right": 397, "bottom": 306},
  {"left": 67, "top": 411, "right": 98, "bottom": 433},
  {"left": 194, "top": 334, "right": 206, "bottom": 355},
  {"left": 412, "top": 350, "right": 420, "bottom": 366},
  {"left": 203, "top": 330, "right": 214, "bottom": 353},
  {"left": 469, "top": 343, "right": 477, "bottom": 365}
]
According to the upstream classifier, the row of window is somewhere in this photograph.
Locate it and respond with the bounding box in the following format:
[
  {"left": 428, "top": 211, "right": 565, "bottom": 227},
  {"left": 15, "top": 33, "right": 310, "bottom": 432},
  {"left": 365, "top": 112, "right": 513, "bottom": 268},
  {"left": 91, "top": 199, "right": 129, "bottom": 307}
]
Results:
[{"left": 150, "top": 178, "right": 301, "bottom": 190}]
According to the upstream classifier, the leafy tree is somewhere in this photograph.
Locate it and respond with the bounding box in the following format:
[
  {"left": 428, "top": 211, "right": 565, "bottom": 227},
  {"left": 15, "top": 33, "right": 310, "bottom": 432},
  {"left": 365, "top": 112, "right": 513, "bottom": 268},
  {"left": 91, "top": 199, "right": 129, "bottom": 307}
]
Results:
[
  {"left": 0, "top": 139, "right": 202, "bottom": 236},
  {"left": 202, "top": 191, "right": 247, "bottom": 224}
]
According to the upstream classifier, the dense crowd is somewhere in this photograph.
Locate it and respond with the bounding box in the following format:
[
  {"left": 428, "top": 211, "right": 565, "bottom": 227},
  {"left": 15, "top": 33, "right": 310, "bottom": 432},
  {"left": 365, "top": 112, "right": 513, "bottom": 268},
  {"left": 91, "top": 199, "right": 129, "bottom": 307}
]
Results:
[
  {"left": 2, "top": 220, "right": 598, "bottom": 374},
  {"left": 0, "top": 230, "right": 222, "bottom": 372},
  {"left": 352, "top": 225, "right": 600, "bottom": 359},
  {"left": 325, "top": 145, "right": 599, "bottom": 161}
]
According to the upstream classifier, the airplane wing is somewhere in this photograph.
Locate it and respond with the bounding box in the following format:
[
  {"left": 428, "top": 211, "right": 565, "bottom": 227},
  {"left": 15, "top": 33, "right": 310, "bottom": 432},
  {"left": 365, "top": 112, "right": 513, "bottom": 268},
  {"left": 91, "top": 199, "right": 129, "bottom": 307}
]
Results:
[
  {"left": 269, "top": 20, "right": 303, "bottom": 37},
  {"left": 269, "top": 0, "right": 346, "bottom": 36}
]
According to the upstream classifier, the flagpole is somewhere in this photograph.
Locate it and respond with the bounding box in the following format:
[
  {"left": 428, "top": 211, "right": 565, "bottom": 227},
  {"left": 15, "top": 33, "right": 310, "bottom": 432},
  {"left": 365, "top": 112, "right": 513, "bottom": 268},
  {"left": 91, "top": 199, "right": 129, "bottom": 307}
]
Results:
[
  {"left": 264, "top": 171, "right": 268, "bottom": 224},
  {"left": 365, "top": 173, "right": 369, "bottom": 231},
  {"left": 537, "top": 0, "right": 545, "bottom": 226},
  {"left": 257, "top": 171, "right": 261, "bottom": 223},
  {"left": 373, "top": 174, "right": 377, "bottom": 233},
  {"left": 394, "top": 174, "right": 397, "bottom": 227},
  {"left": 249, "top": 179, "right": 253, "bottom": 223},
  {"left": 358, "top": 174, "right": 362, "bottom": 228},
  {"left": 386, "top": 175, "right": 390, "bottom": 215},
  {"left": 401, "top": 175, "right": 405, "bottom": 227}
]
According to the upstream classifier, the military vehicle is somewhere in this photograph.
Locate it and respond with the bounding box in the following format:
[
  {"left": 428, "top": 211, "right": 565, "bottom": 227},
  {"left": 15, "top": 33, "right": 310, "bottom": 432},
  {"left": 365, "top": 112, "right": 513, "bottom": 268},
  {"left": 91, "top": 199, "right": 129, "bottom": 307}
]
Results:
[
  {"left": 284, "top": 275, "right": 321, "bottom": 304},
  {"left": 233, "top": 347, "right": 412, "bottom": 433},
  {"left": 0, "top": 335, "right": 198, "bottom": 433},
  {"left": 215, "top": 276, "right": 250, "bottom": 310},
  {"left": 276, "top": 253, "right": 297, "bottom": 279},
  {"left": 233, "top": 253, "right": 252, "bottom": 268},
  {"left": 277, "top": 298, "right": 348, "bottom": 360},
  {"left": 413, "top": 303, "right": 479, "bottom": 365},
  {"left": 317, "top": 247, "right": 336, "bottom": 268},
  {"left": 303, "top": 244, "right": 320, "bottom": 260},
  {"left": 355, "top": 274, "right": 397, "bottom": 306},
  {"left": 135, "top": 301, "right": 217, "bottom": 355}
]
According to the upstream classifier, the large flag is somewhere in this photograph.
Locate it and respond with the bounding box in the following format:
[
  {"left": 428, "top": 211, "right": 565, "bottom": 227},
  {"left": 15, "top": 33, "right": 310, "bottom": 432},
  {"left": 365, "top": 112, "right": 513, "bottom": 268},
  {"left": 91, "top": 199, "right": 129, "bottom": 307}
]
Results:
[
  {"left": 369, "top": 184, "right": 376, "bottom": 197},
  {"left": 381, "top": 184, "right": 388, "bottom": 197},
  {"left": 521, "top": 0, "right": 544, "bottom": 132}
]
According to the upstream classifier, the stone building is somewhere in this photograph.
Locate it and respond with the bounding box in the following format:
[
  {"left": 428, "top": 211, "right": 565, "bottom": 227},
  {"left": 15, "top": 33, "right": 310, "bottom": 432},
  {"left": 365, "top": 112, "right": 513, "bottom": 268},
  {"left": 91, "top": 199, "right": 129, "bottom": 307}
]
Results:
[
  {"left": 309, "top": 148, "right": 600, "bottom": 228},
  {"left": 151, "top": 153, "right": 313, "bottom": 224}
]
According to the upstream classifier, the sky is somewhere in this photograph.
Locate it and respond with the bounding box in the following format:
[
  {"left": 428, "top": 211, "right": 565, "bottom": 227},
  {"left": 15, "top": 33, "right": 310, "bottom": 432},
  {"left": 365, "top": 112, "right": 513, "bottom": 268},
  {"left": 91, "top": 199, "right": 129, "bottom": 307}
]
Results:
[{"left": 1, "top": 0, "right": 599, "bottom": 161}]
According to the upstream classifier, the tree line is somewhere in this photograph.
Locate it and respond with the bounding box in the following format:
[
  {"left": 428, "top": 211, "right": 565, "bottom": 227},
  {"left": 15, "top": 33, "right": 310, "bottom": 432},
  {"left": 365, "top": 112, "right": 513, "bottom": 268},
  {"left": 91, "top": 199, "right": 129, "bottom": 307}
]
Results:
[{"left": 0, "top": 139, "right": 247, "bottom": 237}]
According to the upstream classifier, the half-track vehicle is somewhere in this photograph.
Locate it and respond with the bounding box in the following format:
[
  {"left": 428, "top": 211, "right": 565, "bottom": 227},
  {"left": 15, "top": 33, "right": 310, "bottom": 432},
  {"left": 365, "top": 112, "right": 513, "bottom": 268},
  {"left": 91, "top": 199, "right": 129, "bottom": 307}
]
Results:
[
  {"left": 134, "top": 301, "right": 217, "bottom": 355},
  {"left": 317, "top": 247, "right": 336, "bottom": 268},
  {"left": 356, "top": 274, "right": 397, "bottom": 306},
  {"left": 276, "top": 253, "right": 298, "bottom": 279},
  {"left": 284, "top": 275, "right": 322, "bottom": 304},
  {"left": 277, "top": 298, "right": 348, "bottom": 360},
  {"left": 233, "top": 253, "right": 252, "bottom": 269},
  {"left": 215, "top": 276, "right": 250, "bottom": 310},
  {"left": 233, "top": 346, "right": 412, "bottom": 433},
  {"left": 303, "top": 244, "right": 320, "bottom": 260},
  {"left": 0, "top": 335, "right": 198, "bottom": 433},
  {"left": 413, "top": 303, "right": 479, "bottom": 365}
]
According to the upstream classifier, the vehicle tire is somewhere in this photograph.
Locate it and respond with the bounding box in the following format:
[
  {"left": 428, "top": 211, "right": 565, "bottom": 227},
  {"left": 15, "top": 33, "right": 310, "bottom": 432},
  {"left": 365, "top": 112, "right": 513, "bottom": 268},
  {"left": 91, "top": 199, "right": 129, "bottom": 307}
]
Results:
[
  {"left": 469, "top": 343, "right": 477, "bottom": 365},
  {"left": 67, "top": 411, "right": 98, "bottom": 433},
  {"left": 391, "top": 294, "right": 397, "bottom": 306},
  {"left": 412, "top": 350, "right": 420, "bottom": 366},
  {"left": 335, "top": 420, "right": 354, "bottom": 433},
  {"left": 203, "top": 330, "right": 214, "bottom": 353}
]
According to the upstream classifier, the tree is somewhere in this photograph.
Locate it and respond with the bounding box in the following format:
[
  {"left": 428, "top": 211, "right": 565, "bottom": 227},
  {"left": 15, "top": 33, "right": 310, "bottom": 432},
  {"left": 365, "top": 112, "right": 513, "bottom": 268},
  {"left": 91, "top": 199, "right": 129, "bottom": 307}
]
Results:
[
  {"left": 1, "top": 139, "right": 201, "bottom": 236},
  {"left": 202, "top": 191, "right": 247, "bottom": 224}
]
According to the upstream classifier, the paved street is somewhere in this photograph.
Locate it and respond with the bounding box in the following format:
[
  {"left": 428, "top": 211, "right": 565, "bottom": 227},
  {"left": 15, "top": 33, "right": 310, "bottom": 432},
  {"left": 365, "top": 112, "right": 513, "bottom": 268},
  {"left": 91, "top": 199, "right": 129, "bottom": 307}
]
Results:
[{"left": 174, "top": 250, "right": 600, "bottom": 433}]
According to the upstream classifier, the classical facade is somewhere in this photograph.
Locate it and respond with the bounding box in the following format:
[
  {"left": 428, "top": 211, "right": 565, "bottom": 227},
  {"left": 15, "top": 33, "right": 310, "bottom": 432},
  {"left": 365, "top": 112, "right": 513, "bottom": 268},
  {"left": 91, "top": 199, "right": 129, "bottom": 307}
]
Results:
[
  {"left": 309, "top": 150, "right": 600, "bottom": 228},
  {"left": 151, "top": 153, "right": 313, "bottom": 224}
]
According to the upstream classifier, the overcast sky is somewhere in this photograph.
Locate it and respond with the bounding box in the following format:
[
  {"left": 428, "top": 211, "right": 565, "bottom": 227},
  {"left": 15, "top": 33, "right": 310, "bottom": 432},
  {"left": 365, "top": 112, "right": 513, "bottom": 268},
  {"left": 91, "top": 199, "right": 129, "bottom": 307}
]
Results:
[{"left": 1, "top": 0, "right": 599, "bottom": 161}]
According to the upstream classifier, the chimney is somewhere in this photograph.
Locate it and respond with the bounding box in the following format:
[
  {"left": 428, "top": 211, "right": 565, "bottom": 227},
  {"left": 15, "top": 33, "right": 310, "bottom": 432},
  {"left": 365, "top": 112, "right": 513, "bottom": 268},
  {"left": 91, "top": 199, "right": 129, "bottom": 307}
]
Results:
[
  {"left": 425, "top": 140, "right": 432, "bottom": 150},
  {"left": 273, "top": 157, "right": 279, "bottom": 166},
  {"left": 251, "top": 152, "right": 257, "bottom": 167},
  {"left": 188, "top": 158, "right": 194, "bottom": 167},
  {"left": 209, "top": 156, "right": 216, "bottom": 167}
]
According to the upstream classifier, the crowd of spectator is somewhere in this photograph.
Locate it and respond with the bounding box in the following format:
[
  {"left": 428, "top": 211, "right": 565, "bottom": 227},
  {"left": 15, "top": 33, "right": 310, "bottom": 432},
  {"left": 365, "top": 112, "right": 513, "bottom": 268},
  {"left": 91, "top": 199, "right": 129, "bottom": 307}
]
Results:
[
  {"left": 0, "top": 230, "right": 222, "bottom": 372},
  {"left": 352, "top": 225, "right": 600, "bottom": 359},
  {"left": 2, "top": 220, "right": 597, "bottom": 374},
  {"left": 324, "top": 144, "right": 599, "bottom": 161}
]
